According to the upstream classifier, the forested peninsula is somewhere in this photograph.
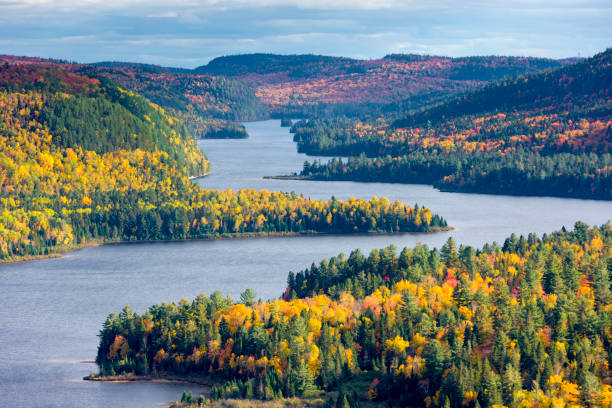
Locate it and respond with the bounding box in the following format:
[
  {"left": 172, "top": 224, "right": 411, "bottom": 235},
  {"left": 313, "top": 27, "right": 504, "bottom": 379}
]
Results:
[
  {"left": 93, "top": 223, "right": 612, "bottom": 408},
  {"left": 294, "top": 49, "right": 612, "bottom": 200},
  {"left": 0, "top": 63, "right": 448, "bottom": 262}
]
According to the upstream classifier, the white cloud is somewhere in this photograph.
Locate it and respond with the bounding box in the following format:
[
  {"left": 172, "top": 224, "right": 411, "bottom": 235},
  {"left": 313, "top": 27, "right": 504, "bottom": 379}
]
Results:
[
  {"left": 0, "top": 0, "right": 609, "bottom": 66},
  {"left": 1, "top": 0, "right": 410, "bottom": 10},
  {"left": 146, "top": 11, "right": 179, "bottom": 18},
  {"left": 4, "top": 0, "right": 610, "bottom": 10}
]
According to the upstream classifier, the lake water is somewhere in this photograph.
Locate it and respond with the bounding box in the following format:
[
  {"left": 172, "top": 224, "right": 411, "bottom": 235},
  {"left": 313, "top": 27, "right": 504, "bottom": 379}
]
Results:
[{"left": 1, "top": 120, "right": 610, "bottom": 408}]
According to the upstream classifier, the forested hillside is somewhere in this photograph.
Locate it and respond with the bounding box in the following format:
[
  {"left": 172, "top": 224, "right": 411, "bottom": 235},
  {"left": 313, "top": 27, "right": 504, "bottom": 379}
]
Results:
[
  {"left": 84, "top": 63, "right": 269, "bottom": 138},
  {"left": 195, "top": 53, "right": 573, "bottom": 116},
  {"left": 296, "top": 49, "right": 612, "bottom": 199},
  {"left": 1, "top": 56, "right": 270, "bottom": 139},
  {"left": 0, "top": 64, "right": 448, "bottom": 261},
  {"left": 94, "top": 223, "right": 612, "bottom": 408},
  {"left": 1, "top": 52, "right": 575, "bottom": 135}
]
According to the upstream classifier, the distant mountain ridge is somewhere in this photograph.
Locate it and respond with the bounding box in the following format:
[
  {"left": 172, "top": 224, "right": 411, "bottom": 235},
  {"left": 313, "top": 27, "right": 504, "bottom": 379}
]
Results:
[
  {"left": 0, "top": 51, "right": 583, "bottom": 127},
  {"left": 196, "top": 53, "right": 355, "bottom": 76},
  {"left": 195, "top": 52, "right": 573, "bottom": 79},
  {"left": 193, "top": 52, "right": 579, "bottom": 116},
  {"left": 393, "top": 48, "right": 612, "bottom": 128},
  {"left": 91, "top": 60, "right": 191, "bottom": 74}
]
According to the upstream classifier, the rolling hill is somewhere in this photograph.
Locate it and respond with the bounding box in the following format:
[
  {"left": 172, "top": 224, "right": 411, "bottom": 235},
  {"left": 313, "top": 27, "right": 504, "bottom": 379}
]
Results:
[
  {"left": 0, "top": 63, "right": 447, "bottom": 261},
  {"left": 295, "top": 49, "right": 611, "bottom": 199},
  {"left": 195, "top": 53, "right": 576, "bottom": 116},
  {"left": 84, "top": 63, "right": 269, "bottom": 138},
  {"left": 1, "top": 55, "right": 270, "bottom": 139}
]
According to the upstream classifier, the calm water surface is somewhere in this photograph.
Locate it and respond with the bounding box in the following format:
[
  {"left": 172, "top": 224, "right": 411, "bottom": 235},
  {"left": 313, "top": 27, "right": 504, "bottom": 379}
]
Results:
[{"left": 1, "top": 120, "right": 610, "bottom": 408}]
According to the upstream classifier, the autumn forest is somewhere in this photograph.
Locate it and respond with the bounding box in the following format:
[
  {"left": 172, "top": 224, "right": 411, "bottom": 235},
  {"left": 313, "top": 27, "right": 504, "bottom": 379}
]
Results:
[{"left": 0, "top": 43, "right": 610, "bottom": 408}]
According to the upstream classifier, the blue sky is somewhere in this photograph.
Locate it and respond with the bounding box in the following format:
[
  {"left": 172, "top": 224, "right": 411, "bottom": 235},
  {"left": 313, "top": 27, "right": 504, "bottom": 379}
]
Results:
[{"left": 0, "top": 0, "right": 610, "bottom": 68}]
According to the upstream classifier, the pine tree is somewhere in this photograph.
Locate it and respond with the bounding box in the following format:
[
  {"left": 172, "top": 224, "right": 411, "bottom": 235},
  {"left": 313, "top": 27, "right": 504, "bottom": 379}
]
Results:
[
  {"left": 502, "top": 363, "right": 522, "bottom": 405},
  {"left": 440, "top": 237, "right": 459, "bottom": 267},
  {"left": 336, "top": 389, "right": 350, "bottom": 408},
  {"left": 239, "top": 288, "right": 257, "bottom": 306},
  {"left": 593, "top": 259, "right": 611, "bottom": 307},
  {"left": 543, "top": 255, "right": 564, "bottom": 294},
  {"left": 481, "top": 359, "right": 503, "bottom": 406}
]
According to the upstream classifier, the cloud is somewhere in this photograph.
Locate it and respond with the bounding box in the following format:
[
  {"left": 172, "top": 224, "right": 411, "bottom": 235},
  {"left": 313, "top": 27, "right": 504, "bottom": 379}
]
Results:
[
  {"left": 4, "top": 0, "right": 611, "bottom": 11},
  {"left": 146, "top": 11, "right": 179, "bottom": 18},
  {"left": 0, "top": 0, "right": 609, "bottom": 67},
  {"left": 1, "top": 0, "right": 413, "bottom": 11}
]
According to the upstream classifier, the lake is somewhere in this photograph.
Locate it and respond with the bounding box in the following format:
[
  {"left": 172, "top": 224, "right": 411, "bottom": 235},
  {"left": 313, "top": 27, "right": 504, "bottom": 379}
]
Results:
[{"left": 0, "top": 120, "right": 610, "bottom": 408}]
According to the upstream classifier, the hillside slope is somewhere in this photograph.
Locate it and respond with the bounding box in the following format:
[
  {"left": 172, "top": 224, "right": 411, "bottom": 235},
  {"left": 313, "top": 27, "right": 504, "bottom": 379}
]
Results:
[
  {"left": 1, "top": 56, "right": 270, "bottom": 139},
  {"left": 84, "top": 63, "right": 269, "bottom": 138},
  {"left": 296, "top": 49, "right": 612, "bottom": 199},
  {"left": 394, "top": 48, "right": 612, "bottom": 128},
  {"left": 0, "top": 64, "right": 448, "bottom": 261},
  {"left": 195, "top": 53, "right": 574, "bottom": 116}
]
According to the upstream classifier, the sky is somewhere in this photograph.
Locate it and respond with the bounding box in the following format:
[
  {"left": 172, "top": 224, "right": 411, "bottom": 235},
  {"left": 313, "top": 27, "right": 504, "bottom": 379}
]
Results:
[{"left": 0, "top": 0, "right": 610, "bottom": 68}]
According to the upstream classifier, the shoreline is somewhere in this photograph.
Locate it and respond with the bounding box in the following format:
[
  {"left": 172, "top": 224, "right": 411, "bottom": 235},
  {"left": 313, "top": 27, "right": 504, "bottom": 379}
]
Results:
[
  {"left": 0, "top": 227, "right": 452, "bottom": 266},
  {"left": 188, "top": 172, "right": 210, "bottom": 180},
  {"left": 84, "top": 373, "right": 212, "bottom": 387},
  {"left": 263, "top": 174, "right": 310, "bottom": 181},
  {"left": 0, "top": 239, "right": 106, "bottom": 266},
  {"left": 266, "top": 174, "right": 611, "bottom": 202}
]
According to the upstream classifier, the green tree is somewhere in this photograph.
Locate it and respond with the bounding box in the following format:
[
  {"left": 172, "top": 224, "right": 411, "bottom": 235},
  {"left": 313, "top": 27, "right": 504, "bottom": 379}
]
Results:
[
  {"left": 240, "top": 288, "right": 258, "bottom": 306},
  {"left": 441, "top": 237, "right": 459, "bottom": 267}
]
